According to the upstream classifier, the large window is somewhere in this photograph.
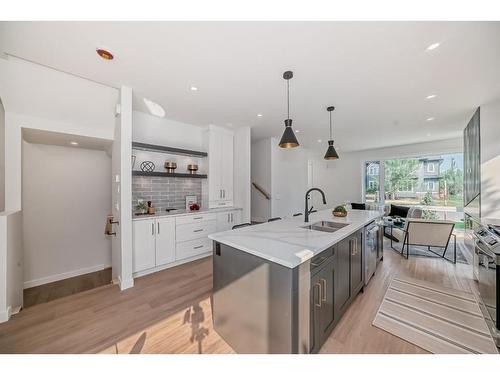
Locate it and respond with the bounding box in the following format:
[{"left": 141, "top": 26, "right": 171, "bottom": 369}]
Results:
[{"left": 363, "top": 153, "right": 464, "bottom": 223}]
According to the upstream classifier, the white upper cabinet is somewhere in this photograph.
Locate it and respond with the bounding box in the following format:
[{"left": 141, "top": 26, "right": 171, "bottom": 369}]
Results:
[{"left": 208, "top": 126, "right": 234, "bottom": 208}]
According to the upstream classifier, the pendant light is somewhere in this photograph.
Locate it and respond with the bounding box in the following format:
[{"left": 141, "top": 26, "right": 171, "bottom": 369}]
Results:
[
  {"left": 324, "top": 106, "right": 339, "bottom": 160},
  {"left": 278, "top": 71, "right": 299, "bottom": 148}
]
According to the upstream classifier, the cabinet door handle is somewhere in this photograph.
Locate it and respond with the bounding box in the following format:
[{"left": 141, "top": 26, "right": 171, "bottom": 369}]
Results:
[
  {"left": 193, "top": 217, "right": 203, "bottom": 220},
  {"left": 152, "top": 223, "right": 154, "bottom": 236},
  {"left": 227, "top": 213, "right": 230, "bottom": 223},
  {"left": 314, "top": 283, "right": 322, "bottom": 308},
  {"left": 157, "top": 222, "right": 160, "bottom": 234},
  {"left": 351, "top": 239, "right": 356, "bottom": 255},
  {"left": 321, "top": 278, "right": 327, "bottom": 302},
  {"left": 193, "top": 229, "right": 203, "bottom": 233},
  {"left": 231, "top": 213, "right": 233, "bottom": 222},
  {"left": 193, "top": 245, "right": 204, "bottom": 249}
]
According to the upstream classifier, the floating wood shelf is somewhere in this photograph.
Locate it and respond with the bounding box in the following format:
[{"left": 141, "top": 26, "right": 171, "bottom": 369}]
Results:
[
  {"left": 132, "top": 171, "right": 207, "bottom": 179},
  {"left": 132, "top": 142, "right": 208, "bottom": 158}
]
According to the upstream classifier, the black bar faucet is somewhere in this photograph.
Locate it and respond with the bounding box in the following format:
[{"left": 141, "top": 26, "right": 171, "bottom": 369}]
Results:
[{"left": 304, "top": 188, "right": 327, "bottom": 223}]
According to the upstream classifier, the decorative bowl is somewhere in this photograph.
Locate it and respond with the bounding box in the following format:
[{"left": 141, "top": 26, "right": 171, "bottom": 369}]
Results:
[
  {"left": 333, "top": 211, "right": 348, "bottom": 217},
  {"left": 187, "top": 164, "right": 198, "bottom": 174},
  {"left": 164, "top": 161, "right": 177, "bottom": 173}
]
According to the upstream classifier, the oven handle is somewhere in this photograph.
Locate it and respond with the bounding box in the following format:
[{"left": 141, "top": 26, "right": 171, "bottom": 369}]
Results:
[{"left": 474, "top": 236, "right": 497, "bottom": 259}]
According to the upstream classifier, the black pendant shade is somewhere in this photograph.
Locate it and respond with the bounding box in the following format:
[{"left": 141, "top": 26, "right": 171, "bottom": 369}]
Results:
[
  {"left": 279, "top": 119, "right": 299, "bottom": 148},
  {"left": 324, "top": 106, "right": 339, "bottom": 160},
  {"left": 324, "top": 140, "right": 339, "bottom": 160},
  {"left": 279, "top": 71, "right": 299, "bottom": 148}
]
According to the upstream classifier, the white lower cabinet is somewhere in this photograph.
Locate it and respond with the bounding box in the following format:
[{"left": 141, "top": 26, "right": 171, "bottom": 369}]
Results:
[
  {"left": 216, "top": 209, "right": 242, "bottom": 232},
  {"left": 133, "top": 210, "right": 241, "bottom": 275},
  {"left": 155, "top": 217, "right": 176, "bottom": 266},
  {"left": 132, "top": 219, "right": 156, "bottom": 273},
  {"left": 133, "top": 217, "right": 176, "bottom": 273},
  {"left": 176, "top": 238, "right": 212, "bottom": 261}
]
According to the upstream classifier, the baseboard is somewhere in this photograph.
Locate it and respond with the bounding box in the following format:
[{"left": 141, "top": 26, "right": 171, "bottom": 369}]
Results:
[
  {"left": 23, "top": 264, "right": 111, "bottom": 289},
  {"left": 118, "top": 276, "right": 134, "bottom": 291},
  {"left": 133, "top": 252, "right": 211, "bottom": 279},
  {"left": 251, "top": 216, "right": 266, "bottom": 223},
  {"left": 0, "top": 306, "right": 10, "bottom": 323}
]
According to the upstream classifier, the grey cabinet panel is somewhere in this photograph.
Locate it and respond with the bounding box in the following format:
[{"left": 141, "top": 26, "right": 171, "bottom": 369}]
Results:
[
  {"left": 350, "top": 231, "right": 364, "bottom": 294},
  {"left": 335, "top": 237, "right": 351, "bottom": 314},
  {"left": 310, "top": 253, "right": 335, "bottom": 353}
]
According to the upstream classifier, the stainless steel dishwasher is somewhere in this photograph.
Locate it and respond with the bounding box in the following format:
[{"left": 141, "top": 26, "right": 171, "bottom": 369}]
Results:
[{"left": 364, "top": 221, "right": 379, "bottom": 285}]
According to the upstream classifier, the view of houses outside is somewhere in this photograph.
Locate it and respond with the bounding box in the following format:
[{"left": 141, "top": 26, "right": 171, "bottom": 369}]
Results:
[{"left": 364, "top": 153, "right": 464, "bottom": 224}]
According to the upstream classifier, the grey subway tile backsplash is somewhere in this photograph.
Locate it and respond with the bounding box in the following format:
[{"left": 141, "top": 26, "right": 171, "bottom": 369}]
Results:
[{"left": 132, "top": 176, "right": 202, "bottom": 212}]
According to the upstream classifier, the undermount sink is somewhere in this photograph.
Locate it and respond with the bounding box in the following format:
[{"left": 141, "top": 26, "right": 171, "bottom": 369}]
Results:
[{"left": 303, "top": 221, "right": 349, "bottom": 233}]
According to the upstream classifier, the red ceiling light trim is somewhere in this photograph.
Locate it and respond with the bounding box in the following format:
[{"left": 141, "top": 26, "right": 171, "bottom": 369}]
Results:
[{"left": 96, "top": 48, "right": 114, "bottom": 60}]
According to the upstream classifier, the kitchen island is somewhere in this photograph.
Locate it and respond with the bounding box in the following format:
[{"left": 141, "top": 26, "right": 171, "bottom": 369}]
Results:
[{"left": 208, "top": 208, "right": 382, "bottom": 354}]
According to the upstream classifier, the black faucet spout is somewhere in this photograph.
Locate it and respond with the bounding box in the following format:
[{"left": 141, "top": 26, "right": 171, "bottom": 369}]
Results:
[{"left": 304, "top": 188, "right": 327, "bottom": 223}]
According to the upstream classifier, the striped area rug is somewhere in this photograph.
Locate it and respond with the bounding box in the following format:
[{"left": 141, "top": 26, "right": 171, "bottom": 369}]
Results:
[{"left": 373, "top": 276, "right": 498, "bottom": 354}]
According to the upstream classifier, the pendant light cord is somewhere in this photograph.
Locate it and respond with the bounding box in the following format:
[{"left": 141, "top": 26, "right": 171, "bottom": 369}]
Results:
[
  {"left": 329, "top": 110, "right": 333, "bottom": 139},
  {"left": 287, "top": 79, "right": 290, "bottom": 119}
]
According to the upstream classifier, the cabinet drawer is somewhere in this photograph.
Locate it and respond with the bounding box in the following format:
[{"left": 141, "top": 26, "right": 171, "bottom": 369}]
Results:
[
  {"left": 176, "top": 220, "right": 217, "bottom": 242},
  {"left": 175, "top": 213, "right": 217, "bottom": 225},
  {"left": 210, "top": 200, "right": 233, "bottom": 208},
  {"left": 176, "top": 237, "right": 212, "bottom": 260}
]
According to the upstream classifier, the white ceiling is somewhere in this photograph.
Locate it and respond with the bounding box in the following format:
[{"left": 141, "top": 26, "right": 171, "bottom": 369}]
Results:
[{"left": 1, "top": 21, "right": 500, "bottom": 152}]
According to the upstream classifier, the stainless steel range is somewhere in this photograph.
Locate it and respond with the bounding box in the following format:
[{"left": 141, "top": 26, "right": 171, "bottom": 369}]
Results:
[{"left": 473, "top": 224, "right": 500, "bottom": 347}]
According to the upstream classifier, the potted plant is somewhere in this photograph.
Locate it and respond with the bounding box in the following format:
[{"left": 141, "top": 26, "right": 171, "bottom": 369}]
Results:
[
  {"left": 333, "top": 205, "right": 348, "bottom": 217},
  {"left": 136, "top": 201, "right": 148, "bottom": 215}
]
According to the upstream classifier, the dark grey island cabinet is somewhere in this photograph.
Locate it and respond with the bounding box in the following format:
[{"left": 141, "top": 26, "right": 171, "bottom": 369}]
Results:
[
  {"left": 310, "top": 229, "right": 364, "bottom": 353},
  {"left": 212, "top": 227, "right": 366, "bottom": 354}
]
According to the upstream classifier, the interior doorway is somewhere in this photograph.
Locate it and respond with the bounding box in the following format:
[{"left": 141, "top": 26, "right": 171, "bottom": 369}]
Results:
[{"left": 21, "top": 128, "right": 113, "bottom": 307}]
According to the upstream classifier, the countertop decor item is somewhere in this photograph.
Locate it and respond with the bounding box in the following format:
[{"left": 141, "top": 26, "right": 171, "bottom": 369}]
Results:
[
  {"left": 278, "top": 70, "right": 300, "bottom": 148},
  {"left": 147, "top": 201, "right": 156, "bottom": 215},
  {"left": 185, "top": 195, "right": 198, "bottom": 211},
  {"left": 136, "top": 201, "right": 148, "bottom": 215},
  {"left": 324, "top": 106, "right": 339, "bottom": 160},
  {"left": 333, "top": 205, "right": 348, "bottom": 217},
  {"left": 131, "top": 155, "right": 136, "bottom": 168},
  {"left": 140, "top": 161, "right": 155, "bottom": 172},
  {"left": 164, "top": 161, "right": 177, "bottom": 173},
  {"left": 187, "top": 164, "right": 198, "bottom": 174}
]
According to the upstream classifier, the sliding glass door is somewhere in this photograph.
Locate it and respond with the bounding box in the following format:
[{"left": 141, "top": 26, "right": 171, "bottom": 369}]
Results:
[
  {"left": 364, "top": 161, "right": 381, "bottom": 203},
  {"left": 363, "top": 153, "right": 464, "bottom": 224}
]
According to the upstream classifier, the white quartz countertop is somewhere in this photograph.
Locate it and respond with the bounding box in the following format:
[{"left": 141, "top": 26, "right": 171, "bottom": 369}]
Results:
[
  {"left": 133, "top": 206, "right": 242, "bottom": 220},
  {"left": 208, "top": 209, "right": 382, "bottom": 268}
]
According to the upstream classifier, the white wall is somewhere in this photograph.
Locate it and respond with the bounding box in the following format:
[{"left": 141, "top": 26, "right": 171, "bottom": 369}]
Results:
[
  {"left": 0, "top": 98, "right": 4, "bottom": 212},
  {"left": 111, "top": 86, "right": 134, "bottom": 290},
  {"left": 0, "top": 210, "right": 23, "bottom": 322},
  {"left": 133, "top": 110, "right": 205, "bottom": 150},
  {"left": 22, "top": 141, "right": 112, "bottom": 288},
  {"left": 234, "top": 127, "right": 251, "bottom": 223},
  {"left": 480, "top": 98, "right": 500, "bottom": 219},
  {"left": 271, "top": 138, "right": 309, "bottom": 218},
  {"left": 0, "top": 57, "right": 118, "bottom": 211},
  {"left": 251, "top": 138, "right": 272, "bottom": 222}
]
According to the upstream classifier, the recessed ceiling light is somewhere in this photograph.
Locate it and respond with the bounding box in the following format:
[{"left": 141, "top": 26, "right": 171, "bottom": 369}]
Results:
[
  {"left": 70, "top": 141, "right": 79, "bottom": 146},
  {"left": 426, "top": 42, "right": 440, "bottom": 51},
  {"left": 426, "top": 117, "right": 435, "bottom": 122},
  {"left": 96, "top": 47, "right": 114, "bottom": 60},
  {"left": 295, "top": 129, "right": 300, "bottom": 133},
  {"left": 317, "top": 139, "right": 322, "bottom": 143},
  {"left": 143, "top": 98, "right": 166, "bottom": 118},
  {"left": 190, "top": 86, "right": 198, "bottom": 91},
  {"left": 257, "top": 113, "right": 263, "bottom": 117},
  {"left": 426, "top": 94, "right": 437, "bottom": 100},
  {"left": 427, "top": 133, "right": 432, "bottom": 137}
]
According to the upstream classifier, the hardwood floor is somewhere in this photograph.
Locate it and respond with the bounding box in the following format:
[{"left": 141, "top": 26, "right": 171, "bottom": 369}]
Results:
[
  {"left": 0, "top": 241, "right": 477, "bottom": 354},
  {"left": 23, "top": 268, "right": 112, "bottom": 308}
]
